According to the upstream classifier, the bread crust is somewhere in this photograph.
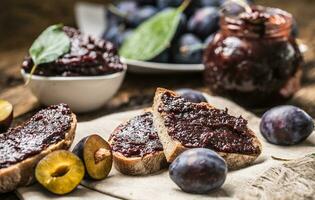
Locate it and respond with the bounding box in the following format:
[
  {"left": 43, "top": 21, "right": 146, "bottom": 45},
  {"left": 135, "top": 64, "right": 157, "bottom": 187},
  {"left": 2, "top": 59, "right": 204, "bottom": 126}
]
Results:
[
  {"left": 153, "top": 87, "right": 262, "bottom": 169},
  {"left": 0, "top": 113, "right": 77, "bottom": 193},
  {"left": 110, "top": 150, "right": 167, "bottom": 176},
  {"left": 109, "top": 114, "right": 167, "bottom": 176}
]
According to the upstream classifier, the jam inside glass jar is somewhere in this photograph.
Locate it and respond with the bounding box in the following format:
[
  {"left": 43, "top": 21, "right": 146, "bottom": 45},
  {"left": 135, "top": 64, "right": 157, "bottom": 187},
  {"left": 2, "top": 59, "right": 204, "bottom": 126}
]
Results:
[{"left": 203, "top": 6, "right": 303, "bottom": 107}]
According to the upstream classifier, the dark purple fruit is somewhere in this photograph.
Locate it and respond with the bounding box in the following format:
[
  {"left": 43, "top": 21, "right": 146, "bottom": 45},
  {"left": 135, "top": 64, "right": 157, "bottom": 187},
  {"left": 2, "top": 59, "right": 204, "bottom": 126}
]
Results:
[
  {"left": 0, "top": 99, "right": 13, "bottom": 133},
  {"left": 172, "top": 33, "right": 203, "bottom": 64},
  {"left": 73, "top": 134, "right": 113, "bottom": 180},
  {"left": 187, "top": 7, "right": 220, "bottom": 39},
  {"left": 291, "top": 18, "right": 299, "bottom": 37},
  {"left": 116, "top": 1, "right": 138, "bottom": 17},
  {"left": 138, "top": 0, "right": 157, "bottom": 6},
  {"left": 204, "top": 33, "right": 216, "bottom": 46},
  {"left": 128, "top": 6, "right": 158, "bottom": 27},
  {"left": 150, "top": 48, "right": 171, "bottom": 63},
  {"left": 174, "top": 13, "right": 187, "bottom": 37},
  {"left": 103, "top": 27, "right": 133, "bottom": 48},
  {"left": 35, "top": 150, "right": 85, "bottom": 195},
  {"left": 260, "top": 105, "right": 314, "bottom": 145},
  {"left": 110, "top": 1, "right": 138, "bottom": 27},
  {"left": 105, "top": 11, "right": 121, "bottom": 27},
  {"left": 198, "top": 0, "right": 224, "bottom": 7},
  {"left": 176, "top": 88, "right": 207, "bottom": 103},
  {"left": 169, "top": 148, "right": 227, "bottom": 194},
  {"left": 221, "top": 1, "right": 246, "bottom": 16},
  {"left": 102, "top": 26, "right": 124, "bottom": 47},
  {"left": 119, "top": 29, "right": 134, "bottom": 46},
  {"left": 246, "top": 0, "right": 255, "bottom": 4},
  {"left": 158, "top": 0, "right": 196, "bottom": 16},
  {"left": 157, "top": 0, "right": 183, "bottom": 9}
]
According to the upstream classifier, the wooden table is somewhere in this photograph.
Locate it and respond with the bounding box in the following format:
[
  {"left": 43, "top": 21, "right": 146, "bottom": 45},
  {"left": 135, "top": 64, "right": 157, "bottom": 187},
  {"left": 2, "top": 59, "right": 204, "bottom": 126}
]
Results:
[{"left": 1, "top": 0, "right": 315, "bottom": 199}]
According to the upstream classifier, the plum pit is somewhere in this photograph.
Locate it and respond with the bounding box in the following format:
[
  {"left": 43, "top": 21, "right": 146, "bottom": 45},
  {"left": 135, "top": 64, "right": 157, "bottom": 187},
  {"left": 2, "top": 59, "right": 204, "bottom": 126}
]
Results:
[
  {"left": 73, "top": 134, "right": 113, "bottom": 180},
  {"left": 95, "top": 148, "right": 111, "bottom": 164},
  {"left": 51, "top": 165, "right": 70, "bottom": 177}
]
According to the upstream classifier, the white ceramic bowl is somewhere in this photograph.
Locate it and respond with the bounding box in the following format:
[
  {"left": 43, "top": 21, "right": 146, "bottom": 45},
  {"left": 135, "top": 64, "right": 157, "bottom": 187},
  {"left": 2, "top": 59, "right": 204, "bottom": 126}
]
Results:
[{"left": 21, "top": 69, "right": 126, "bottom": 113}]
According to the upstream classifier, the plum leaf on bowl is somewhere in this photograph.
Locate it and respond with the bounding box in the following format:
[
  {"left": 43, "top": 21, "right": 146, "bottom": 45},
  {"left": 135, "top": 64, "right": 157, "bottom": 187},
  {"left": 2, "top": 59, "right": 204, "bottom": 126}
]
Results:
[
  {"left": 119, "top": 6, "right": 184, "bottom": 61},
  {"left": 26, "top": 24, "right": 71, "bottom": 84},
  {"left": 29, "top": 24, "right": 70, "bottom": 66}
]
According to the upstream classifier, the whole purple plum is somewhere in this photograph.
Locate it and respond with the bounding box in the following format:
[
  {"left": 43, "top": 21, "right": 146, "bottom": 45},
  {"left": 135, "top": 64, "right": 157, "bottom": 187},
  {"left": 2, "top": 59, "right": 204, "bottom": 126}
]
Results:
[
  {"left": 260, "top": 105, "right": 314, "bottom": 145},
  {"left": 169, "top": 148, "right": 227, "bottom": 194}
]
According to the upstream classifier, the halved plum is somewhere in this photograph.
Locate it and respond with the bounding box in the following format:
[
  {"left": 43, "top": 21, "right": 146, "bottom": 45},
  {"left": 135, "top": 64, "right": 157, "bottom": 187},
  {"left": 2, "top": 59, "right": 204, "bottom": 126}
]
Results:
[
  {"left": 0, "top": 99, "right": 13, "bottom": 133},
  {"left": 35, "top": 150, "right": 85, "bottom": 195},
  {"left": 73, "top": 134, "right": 113, "bottom": 180}
]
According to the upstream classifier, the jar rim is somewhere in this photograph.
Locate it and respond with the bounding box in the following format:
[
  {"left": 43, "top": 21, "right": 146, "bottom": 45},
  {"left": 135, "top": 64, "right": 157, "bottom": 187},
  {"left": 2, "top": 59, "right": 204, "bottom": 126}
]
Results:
[{"left": 221, "top": 6, "right": 293, "bottom": 38}]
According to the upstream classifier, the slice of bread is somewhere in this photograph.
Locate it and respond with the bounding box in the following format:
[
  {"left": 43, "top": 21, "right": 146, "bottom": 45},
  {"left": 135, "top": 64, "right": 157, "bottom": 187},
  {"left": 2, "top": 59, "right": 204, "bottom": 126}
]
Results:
[
  {"left": 152, "top": 88, "right": 262, "bottom": 169},
  {"left": 110, "top": 150, "right": 166, "bottom": 176},
  {"left": 0, "top": 111, "right": 76, "bottom": 193},
  {"left": 109, "top": 112, "right": 167, "bottom": 175}
]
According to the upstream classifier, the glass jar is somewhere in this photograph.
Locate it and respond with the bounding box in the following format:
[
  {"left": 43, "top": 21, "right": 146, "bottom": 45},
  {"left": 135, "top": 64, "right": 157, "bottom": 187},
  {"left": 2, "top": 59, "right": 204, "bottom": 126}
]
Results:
[{"left": 203, "top": 6, "right": 303, "bottom": 107}]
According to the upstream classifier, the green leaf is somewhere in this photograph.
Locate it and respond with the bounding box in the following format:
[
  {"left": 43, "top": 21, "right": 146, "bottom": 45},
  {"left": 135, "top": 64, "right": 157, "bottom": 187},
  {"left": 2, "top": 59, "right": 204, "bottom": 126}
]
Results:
[
  {"left": 29, "top": 24, "right": 70, "bottom": 66},
  {"left": 119, "top": 8, "right": 182, "bottom": 61}
]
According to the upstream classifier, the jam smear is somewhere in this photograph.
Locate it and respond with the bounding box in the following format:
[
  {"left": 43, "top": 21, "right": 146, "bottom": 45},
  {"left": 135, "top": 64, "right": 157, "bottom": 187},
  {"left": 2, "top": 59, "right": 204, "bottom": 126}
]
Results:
[
  {"left": 0, "top": 104, "right": 72, "bottom": 169},
  {"left": 158, "top": 92, "right": 260, "bottom": 155},
  {"left": 110, "top": 112, "right": 163, "bottom": 158},
  {"left": 22, "top": 26, "right": 125, "bottom": 77}
]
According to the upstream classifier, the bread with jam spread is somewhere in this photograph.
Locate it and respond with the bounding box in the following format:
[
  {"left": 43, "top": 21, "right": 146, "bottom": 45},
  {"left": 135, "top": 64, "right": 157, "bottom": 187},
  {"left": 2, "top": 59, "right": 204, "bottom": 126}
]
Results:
[
  {"left": 109, "top": 112, "right": 167, "bottom": 175},
  {"left": 152, "top": 88, "right": 262, "bottom": 169},
  {"left": 0, "top": 104, "right": 76, "bottom": 193}
]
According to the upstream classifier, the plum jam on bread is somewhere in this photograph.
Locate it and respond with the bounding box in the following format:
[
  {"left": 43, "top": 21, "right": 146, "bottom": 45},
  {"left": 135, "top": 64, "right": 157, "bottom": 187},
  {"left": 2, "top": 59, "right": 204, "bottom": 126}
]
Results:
[
  {"left": 109, "top": 112, "right": 166, "bottom": 175},
  {"left": 0, "top": 104, "right": 76, "bottom": 193},
  {"left": 153, "top": 88, "right": 262, "bottom": 169}
]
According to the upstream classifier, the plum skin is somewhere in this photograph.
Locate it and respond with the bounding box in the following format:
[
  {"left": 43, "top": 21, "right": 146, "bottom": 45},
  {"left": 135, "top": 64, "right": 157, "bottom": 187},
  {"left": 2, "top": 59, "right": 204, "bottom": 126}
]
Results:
[
  {"left": 176, "top": 88, "right": 207, "bottom": 103},
  {"left": 0, "top": 111, "right": 13, "bottom": 133},
  {"left": 187, "top": 7, "right": 220, "bottom": 39},
  {"left": 169, "top": 148, "right": 227, "bottom": 194},
  {"left": 172, "top": 33, "right": 203, "bottom": 64},
  {"left": 0, "top": 100, "right": 13, "bottom": 133},
  {"left": 260, "top": 105, "right": 314, "bottom": 145},
  {"left": 128, "top": 6, "right": 158, "bottom": 27}
]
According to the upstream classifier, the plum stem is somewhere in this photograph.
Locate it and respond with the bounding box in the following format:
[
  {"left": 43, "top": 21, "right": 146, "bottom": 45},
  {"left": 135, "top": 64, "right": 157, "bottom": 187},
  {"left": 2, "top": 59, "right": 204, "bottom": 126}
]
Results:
[
  {"left": 107, "top": 4, "right": 127, "bottom": 18},
  {"left": 271, "top": 156, "right": 293, "bottom": 161},
  {"left": 178, "top": 0, "right": 191, "bottom": 13},
  {"left": 94, "top": 148, "right": 111, "bottom": 164},
  {"left": 180, "top": 43, "right": 205, "bottom": 54},
  {"left": 25, "top": 64, "right": 37, "bottom": 86}
]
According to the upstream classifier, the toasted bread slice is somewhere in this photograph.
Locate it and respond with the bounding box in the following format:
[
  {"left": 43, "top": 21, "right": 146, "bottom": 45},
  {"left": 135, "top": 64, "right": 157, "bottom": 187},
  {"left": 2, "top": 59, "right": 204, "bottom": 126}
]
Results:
[
  {"left": 0, "top": 104, "right": 77, "bottom": 193},
  {"left": 109, "top": 112, "right": 167, "bottom": 175},
  {"left": 152, "top": 88, "right": 262, "bottom": 169}
]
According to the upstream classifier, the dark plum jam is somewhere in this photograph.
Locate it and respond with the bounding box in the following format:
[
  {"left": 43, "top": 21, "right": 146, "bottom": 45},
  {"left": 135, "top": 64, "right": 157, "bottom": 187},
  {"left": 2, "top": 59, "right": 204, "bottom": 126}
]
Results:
[
  {"left": 110, "top": 112, "right": 163, "bottom": 157},
  {"left": 204, "top": 6, "right": 303, "bottom": 107},
  {"left": 0, "top": 104, "right": 72, "bottom": 168},
  {"left": 158, "top": 92, "right": 260, "bottom": 155},
  {"left": 22, "top": 26, "right": 125, "bottom": 77}
]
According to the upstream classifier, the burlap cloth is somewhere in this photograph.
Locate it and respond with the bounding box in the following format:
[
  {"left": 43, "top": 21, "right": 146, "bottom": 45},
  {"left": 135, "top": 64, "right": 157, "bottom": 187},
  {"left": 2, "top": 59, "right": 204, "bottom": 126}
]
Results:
[{"left": 17, "top": 94, "right": 315, "bottom": 200}]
